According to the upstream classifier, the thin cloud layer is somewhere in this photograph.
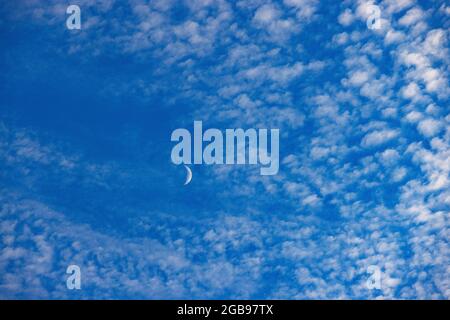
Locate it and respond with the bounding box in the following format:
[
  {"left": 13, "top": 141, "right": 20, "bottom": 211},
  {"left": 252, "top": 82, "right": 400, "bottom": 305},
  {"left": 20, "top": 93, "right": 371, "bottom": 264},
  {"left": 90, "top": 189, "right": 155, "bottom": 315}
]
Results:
[{"left": 0, "top": 0, "right": 448, "bottom": 299}]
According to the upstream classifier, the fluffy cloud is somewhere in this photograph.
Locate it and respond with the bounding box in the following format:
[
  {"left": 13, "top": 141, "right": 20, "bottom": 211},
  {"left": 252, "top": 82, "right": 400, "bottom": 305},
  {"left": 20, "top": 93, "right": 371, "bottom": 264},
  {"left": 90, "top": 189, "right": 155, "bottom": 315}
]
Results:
[{"left": 362, "top": 129, "right": 399, "bottom": 148}]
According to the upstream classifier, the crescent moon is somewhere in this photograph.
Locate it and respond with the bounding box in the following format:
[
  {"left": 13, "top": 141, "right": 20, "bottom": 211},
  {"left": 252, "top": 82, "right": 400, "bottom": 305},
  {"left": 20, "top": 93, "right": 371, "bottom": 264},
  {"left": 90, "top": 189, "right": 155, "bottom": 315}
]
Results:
[{"left": 184, "top": 165, "right": 192, "bottom": 185}]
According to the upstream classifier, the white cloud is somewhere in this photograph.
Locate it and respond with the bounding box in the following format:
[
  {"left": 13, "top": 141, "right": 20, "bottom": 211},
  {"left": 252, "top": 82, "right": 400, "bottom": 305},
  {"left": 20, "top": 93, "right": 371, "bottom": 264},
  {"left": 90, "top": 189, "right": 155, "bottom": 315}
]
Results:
[
  {"left": 405, "top": 111, "right": 423, "bottom": 123},
  {"left": 384, "top": 29, "right": 405, "bottom": 45},
  {"left": 378, "top": 149, "right": 400, "bottom": 166},
  {"left": 338, "top": 9, "right": 354, "bottom": 26},
  {"left": 347, "top": 70, "right": 370, "bottom": 86},
  {"left": 417, "top": 118, "right": 443, "bottom": 137},
  {"left": 391, "top": 166, "right": 407, "bottom": 182},
  {"left": 361, "top": 129, "right": 399, "bottom": 148},
  {"left": 283, "top": 0, "right": 319, "bottom": 20},
  {"left": 398, "top": 7, "right": 425, "bottom": 27},
  {"left": 253, "top": 4, "right": 280, "bottom": 24},
  {"left": 401, "top": 82, "right": 421, "bottom": 100}
]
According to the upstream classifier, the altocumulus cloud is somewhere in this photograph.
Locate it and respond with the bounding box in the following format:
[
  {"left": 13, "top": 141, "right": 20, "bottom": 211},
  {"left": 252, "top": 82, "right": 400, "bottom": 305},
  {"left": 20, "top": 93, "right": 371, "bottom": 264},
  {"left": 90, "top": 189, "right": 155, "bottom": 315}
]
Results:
[{"left": 0, "top": 0, "right": 449, "bottom": 299}]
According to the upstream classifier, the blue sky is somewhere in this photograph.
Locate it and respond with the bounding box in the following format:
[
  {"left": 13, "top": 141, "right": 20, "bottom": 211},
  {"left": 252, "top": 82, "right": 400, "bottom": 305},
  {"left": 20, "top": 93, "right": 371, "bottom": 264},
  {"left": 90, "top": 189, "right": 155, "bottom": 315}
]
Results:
[{"left": 0, "top": 0, "right": 449, "bottom": 299}]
